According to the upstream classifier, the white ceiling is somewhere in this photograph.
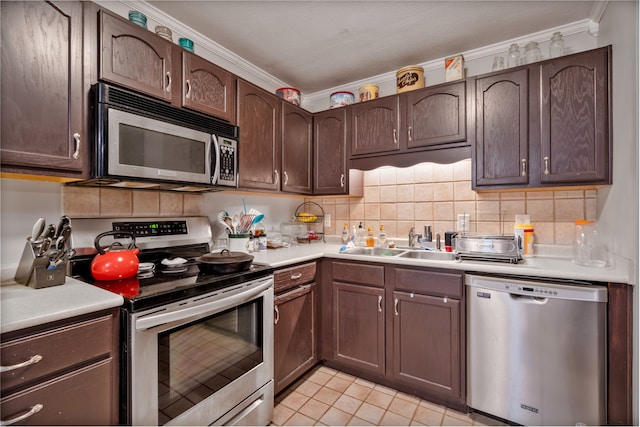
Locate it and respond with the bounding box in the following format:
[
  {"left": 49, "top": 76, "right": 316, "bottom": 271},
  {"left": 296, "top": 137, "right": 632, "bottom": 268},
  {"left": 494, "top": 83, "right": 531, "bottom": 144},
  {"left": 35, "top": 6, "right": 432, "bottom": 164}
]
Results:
[{"left": 146, "top": 0, "right": 600, "bottom": 93}]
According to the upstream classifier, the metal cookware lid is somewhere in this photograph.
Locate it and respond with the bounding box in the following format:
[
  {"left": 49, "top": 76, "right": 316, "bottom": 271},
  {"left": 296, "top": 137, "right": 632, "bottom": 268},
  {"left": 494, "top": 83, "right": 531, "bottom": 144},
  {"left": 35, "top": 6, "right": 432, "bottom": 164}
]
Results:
[{"left": 197, "top": 249, "right": 254, "bottom": 263}]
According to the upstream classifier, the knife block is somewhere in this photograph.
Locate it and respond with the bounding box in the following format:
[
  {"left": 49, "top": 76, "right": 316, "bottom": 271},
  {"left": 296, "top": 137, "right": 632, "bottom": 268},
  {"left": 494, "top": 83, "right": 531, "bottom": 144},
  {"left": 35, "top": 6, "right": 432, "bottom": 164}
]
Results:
[{"left": 14, "top": 241, "right": 66, "bottom": 288}]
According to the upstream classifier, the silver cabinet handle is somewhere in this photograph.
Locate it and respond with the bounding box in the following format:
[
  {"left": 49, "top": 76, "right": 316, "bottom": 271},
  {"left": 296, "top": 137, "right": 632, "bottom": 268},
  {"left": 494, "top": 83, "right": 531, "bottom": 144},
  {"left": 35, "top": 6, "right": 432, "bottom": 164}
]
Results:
[
  {"left": 290, "top": 272, "right": 302, "bottom": 280},
  {"left": 72, "top": 133, "right": 80, "bottom": 160},
  {"left": 408, "top": 126, "right": 413, "bottom": 142},
  {"left": 543, "top": 156, "right": 550, "bottom": 175},
  {"left": 0, "top": 354, "right": 43, "bottom": 373},
  {"left": 185, "top": 79, "right": 191, "bottom": 99},
  {"left": 166, "top": 71, "right": 172, "bottom": 93},
  {"left": 394, "top": 298, "right": 399, "bottom": 316},
  {"left": 340, "top": 173, "right": 345, "bottom": 188},
  {"left": 274, "top": 305, "right": 279, "bottom": 325},
  {"left": 283, "top": 171, "right": 289, "bottom": 185},
  {"left": 521, "top": 158, "right": 527, "bottom": 177},
  {"left": 0, "top": 404, "right": 43, "bottom": 425},
  {"left": 393, "top": 128, "right": 398, "bottom": 145},
  {"left": 377, "top": 295, "right": 383, "bottom": 313},
  {"left": 274, "top": 170, "right": 279, "bottom": 184}
]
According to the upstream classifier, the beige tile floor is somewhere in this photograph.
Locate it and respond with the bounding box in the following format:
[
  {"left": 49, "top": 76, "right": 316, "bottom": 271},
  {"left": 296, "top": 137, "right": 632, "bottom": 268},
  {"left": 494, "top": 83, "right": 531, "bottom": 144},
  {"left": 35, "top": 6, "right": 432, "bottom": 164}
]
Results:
[{"left": 272, "top": 365, "right": 504, "bottom": 426}]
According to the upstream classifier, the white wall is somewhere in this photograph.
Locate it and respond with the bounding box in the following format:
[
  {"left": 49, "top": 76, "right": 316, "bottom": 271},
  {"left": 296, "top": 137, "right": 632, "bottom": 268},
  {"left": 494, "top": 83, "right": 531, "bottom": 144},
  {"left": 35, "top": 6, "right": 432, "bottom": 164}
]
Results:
[{"left": 597, "top": 1, "right": 639, "bottom": 423}]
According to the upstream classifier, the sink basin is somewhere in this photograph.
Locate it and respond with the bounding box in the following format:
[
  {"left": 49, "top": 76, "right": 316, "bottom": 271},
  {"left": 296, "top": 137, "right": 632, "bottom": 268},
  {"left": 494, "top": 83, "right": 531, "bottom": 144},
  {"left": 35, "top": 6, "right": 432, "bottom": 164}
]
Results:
[
  {"left": 398, "top": 250, "right": 456, "bottom": 261},
  {"left": 340, "top": 247, "right": 407, "bottom": 257}
]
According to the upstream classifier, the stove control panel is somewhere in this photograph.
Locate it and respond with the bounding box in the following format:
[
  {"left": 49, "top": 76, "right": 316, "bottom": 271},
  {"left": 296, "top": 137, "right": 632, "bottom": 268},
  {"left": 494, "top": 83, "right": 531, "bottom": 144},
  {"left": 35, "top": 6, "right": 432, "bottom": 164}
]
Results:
[{"left": 113, "top": 220, "right": 188, "bottom": 238}]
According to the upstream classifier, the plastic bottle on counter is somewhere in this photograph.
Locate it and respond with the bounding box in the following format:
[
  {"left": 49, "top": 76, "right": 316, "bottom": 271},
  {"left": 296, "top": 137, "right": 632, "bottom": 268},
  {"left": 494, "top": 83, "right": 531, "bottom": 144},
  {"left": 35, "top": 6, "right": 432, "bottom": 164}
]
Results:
[
  {"left": 365, "top": 226, "right": 375, "bottom": 247},
  {"left": 378, "top": 224, "right": 387, "bottom": 247},
  {"left": 341, "top": 223, "right": 350, "bottom": 244},
  {"left": 355, "top": 222, "right": 366, "bottom": 246}
]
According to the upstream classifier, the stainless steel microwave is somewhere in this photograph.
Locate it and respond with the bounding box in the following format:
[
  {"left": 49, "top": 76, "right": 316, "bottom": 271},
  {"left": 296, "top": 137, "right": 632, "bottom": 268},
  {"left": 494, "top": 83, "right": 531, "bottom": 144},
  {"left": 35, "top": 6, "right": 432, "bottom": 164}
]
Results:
[{"left": 90, "top": 83, "right": 238, "bottom": 190}]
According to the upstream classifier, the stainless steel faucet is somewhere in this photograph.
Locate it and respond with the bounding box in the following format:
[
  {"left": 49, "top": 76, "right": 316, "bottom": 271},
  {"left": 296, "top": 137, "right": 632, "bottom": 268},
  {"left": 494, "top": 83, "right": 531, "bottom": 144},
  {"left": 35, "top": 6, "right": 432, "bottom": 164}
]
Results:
[{"left": 408, "top": 227, "right": 421, "bottom": 247}]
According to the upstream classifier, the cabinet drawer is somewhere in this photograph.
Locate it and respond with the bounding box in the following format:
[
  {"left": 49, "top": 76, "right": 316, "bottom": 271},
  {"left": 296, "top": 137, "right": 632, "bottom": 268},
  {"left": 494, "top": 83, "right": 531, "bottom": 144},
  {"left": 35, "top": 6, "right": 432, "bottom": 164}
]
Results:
[
  {"left": 0, "top": 358, "right": 116, "bottom": 425},
  {"left": 1, "top": 314, "right": 114, "bottom": 392},
  {"left": 392, "top": 267, "right": 463, "bottom": 298},
  {"left": 332, "top": 261, "right": 384, "bottom": 287},
  {"left": 274, "top": 262, "right": 316, "bottom": 294}
]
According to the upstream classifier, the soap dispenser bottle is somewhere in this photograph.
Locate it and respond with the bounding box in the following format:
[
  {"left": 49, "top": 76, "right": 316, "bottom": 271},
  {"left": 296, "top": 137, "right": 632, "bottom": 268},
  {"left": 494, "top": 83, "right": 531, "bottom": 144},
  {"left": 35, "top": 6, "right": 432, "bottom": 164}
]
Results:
[
  {"left": 365, "top": 226, "right": 375, "bottom": 247},
  {"left": 341, "top": 223, "right": 350, "bottom": 244},
  {"left": 378, "top": 224, "right": 387, "bottom": 247},
  {"left": 355, "top": 222, "right": 366, "bottom": 246}
]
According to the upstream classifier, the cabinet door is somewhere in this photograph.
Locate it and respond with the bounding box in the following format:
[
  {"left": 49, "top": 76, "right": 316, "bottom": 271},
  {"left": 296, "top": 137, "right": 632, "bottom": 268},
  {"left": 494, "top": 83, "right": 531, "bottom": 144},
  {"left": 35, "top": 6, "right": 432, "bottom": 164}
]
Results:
[
  {"left": 392, "top": 291, "right": 462, "bottom": 403},
  {"left": 99, "top": 10, "right": 177, "bottom": 103},
  {"left": 332, "top": 282, "right": 385, "bottom": 375},
  {"left": 405, "top": 81, "right": 466, "bottom": 148},
  {"left": 539, "top": 47, "right": 610, "bottom": 184},
  {"left": 474, "top": 69, "right": 529, "bottom": 187},
  {"left": 282, "top": 102, "right": 313, "bottom": 194},
  {"left": 237, "top": 80, "right": 281, "bottom": 191},
  {"left": 1, "top": 1, "right": 85, "bottom": 175},
  {"left": 351, "top": 97, "right": 401, "bottom": 156},
  {"left": 274, "top": 284, "right": 317, "bottom": 394},
  {"left": 313, "top": 109, "right": 349, "bottom": 195},
  {"left": 182, "top": 51, "right": 236, "bottom": 123}
]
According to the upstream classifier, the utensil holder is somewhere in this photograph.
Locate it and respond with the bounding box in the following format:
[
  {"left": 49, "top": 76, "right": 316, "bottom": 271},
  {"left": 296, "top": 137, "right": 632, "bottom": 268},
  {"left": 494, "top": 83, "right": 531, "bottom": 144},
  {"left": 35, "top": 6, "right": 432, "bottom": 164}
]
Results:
[{"left": 14, "top": 241, "right": 66, "bottom": 288}]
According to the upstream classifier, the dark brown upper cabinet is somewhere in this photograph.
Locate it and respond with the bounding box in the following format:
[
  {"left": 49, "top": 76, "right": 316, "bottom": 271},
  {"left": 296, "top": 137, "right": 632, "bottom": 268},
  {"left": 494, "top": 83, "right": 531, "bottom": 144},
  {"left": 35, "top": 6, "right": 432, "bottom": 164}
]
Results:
[
  {"left": 99, "top": 10, "right": 236, "bottom": 122},
  {"left": 282, "top": 102, "right": 313, "bottom": 194},
  {"left": 350, "top": 96, "right": 401, "bottom": 157},
  {"left": 236, "top": 79, "right": 281, "bottom": 191},
  {"left": 473, "top": 46, "right": 611, "bottom": 190},
  {"left": 313, "top": 108, "right": 350, "bottom": 194},
  {"left": 405, "top": 80, "right": 467, "bottom": 149},
  {"left": 474, "top": 68, "right": 530, "bottom": 187},
  {"left": 1, "top": 1, "right": 88, "bottom": 178},
  {"left": 538, "top": 47, "right": 610, "bottom": 185},
  {"left": 181, "top": 51, "right": 236, "bottom": 123}
]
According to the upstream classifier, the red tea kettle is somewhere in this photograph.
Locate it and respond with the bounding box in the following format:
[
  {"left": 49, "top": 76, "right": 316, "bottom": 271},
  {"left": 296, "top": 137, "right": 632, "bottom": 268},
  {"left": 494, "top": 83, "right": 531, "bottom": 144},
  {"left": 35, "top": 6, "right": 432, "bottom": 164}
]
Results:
[{"left": 91, "top": 231, "right": 140, "bottom": 281}]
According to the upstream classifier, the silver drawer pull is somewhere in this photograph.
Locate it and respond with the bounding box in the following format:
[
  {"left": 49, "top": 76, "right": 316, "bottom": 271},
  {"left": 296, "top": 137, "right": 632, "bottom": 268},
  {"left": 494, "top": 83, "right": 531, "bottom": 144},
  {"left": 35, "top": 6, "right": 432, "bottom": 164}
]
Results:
[
  {"left": 166, "top": 71, "right": 172, "bottom": 93},
  {"left": 0, "top": 403, "right": 43, "bottom": 425},
  {"left": 185, "top": 79, "right": 192, "bottom": 99},
  {"left": 274, "top": 305, "right": 279, "bottom": 325},
  {"left": 340, "top": 173, "right": 345, "bottom": 188},
  {"left": 394, "top": 298, "right": 399, "bottom": 316},
  {"left": 0, "top": 354, "right": 43, "bottom": 373},
  {"left": 377, "top": 295, "right": 383, "bottom": 312},
  {"left": 72, "top": 133, "right": 81, "bottom": 160},
  {"left": 543, "top": 156, "right": 550, "bottom": 175},
  {"left": 290, "top": 273, "right": 302, "bottom": 280}
]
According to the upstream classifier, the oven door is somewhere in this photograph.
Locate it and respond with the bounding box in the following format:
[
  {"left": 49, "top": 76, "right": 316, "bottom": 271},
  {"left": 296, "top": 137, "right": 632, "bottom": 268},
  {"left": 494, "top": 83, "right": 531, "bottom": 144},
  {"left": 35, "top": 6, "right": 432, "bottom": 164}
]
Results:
[
  {"left": 128, "top": 276, "right": 274, "bottom": 426},
  {"left": 104, "top": 107, "right": 213, "bottom": 185}
]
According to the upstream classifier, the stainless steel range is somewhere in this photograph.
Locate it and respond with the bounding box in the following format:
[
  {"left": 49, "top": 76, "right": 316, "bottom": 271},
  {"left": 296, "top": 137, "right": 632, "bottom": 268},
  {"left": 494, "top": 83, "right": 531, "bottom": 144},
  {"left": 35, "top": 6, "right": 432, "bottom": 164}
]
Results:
[{"left": 69, "top": 217, "right": 274, "bottom": 426}]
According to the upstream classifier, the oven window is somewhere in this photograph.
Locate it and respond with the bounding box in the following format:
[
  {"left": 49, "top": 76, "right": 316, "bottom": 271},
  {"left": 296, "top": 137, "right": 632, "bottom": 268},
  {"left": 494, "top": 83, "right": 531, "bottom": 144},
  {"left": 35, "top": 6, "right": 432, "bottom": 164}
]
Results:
[
  {"left": 119, "top": 124, "right": 206, "bottom": 174},
  {"left": 157, "top": 299, "right": 263, "bottom": 424}
]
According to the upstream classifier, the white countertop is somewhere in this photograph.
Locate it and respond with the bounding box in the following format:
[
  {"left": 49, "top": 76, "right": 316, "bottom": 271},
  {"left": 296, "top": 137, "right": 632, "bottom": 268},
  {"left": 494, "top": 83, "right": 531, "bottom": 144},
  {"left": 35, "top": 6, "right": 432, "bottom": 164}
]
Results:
[
  {"left": 1, "top": 269, "right": 124, "bottom": 334},
  {"left": 0, "top": 244, "right": 632, "bottom": 335},
  {"left": 251, "top": 242, "right": 635, "bottom": 285}
]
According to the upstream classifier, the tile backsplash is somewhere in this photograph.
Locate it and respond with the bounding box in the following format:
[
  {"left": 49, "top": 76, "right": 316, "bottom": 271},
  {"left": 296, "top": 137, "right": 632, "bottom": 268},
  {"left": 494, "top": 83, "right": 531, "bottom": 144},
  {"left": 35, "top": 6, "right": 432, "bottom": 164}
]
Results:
[
  {"left": 312, "top": 159, "right": 596, "bottom": 245},
  {"left": 62, "top": 159, "right": 596, "bottom": 246}
]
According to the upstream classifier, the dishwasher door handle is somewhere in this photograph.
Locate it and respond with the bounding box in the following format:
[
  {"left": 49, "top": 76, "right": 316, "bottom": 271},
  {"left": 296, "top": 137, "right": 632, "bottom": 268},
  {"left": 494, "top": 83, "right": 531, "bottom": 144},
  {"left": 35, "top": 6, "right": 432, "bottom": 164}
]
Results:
[{"left": 509, "top": 293, "right": 548, "bottom": 304}]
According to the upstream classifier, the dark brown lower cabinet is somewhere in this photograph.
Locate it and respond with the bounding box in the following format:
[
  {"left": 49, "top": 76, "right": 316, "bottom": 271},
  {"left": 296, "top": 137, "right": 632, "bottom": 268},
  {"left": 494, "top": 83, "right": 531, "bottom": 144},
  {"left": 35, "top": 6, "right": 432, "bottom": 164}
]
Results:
[
  {"left": 274, "top": 283, "right": 317, "bottom": 394},
  {"left": 0, "top": 308, "right": 119, "bottom": 425},
  {"left": 332, "top": 282, "right": 385, "bottom": 376},
  {"left": 392, "top": 291, "right": 461, "bottom": 402},
  {"left": 325, "top": 260, "right": 465, "bottom": 410}
]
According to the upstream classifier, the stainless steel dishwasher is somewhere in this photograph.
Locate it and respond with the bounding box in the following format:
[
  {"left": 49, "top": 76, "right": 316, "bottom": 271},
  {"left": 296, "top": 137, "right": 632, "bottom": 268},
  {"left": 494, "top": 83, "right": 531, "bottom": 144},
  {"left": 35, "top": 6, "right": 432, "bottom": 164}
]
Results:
[{"left": 466, "top": 274, "right": 608, "bottom": 426}]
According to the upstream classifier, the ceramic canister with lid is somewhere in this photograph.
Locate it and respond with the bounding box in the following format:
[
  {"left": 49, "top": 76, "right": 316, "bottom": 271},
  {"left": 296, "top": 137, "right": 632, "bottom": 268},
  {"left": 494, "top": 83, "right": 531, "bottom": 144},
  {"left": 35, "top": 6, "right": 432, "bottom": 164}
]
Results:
[
  {"left": 396, "top": 65, "right": 424, "bottom": 93},
  {"left": 330, "top": 91, "right": 355, "bottom": 108}
]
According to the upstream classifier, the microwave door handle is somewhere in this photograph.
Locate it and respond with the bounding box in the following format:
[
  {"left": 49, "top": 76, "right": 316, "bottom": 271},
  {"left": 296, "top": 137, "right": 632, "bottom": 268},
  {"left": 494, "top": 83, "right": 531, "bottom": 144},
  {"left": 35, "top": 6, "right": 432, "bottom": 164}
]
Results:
[{"left": 211, "top": 135, "right": 220, "bottom": 185}]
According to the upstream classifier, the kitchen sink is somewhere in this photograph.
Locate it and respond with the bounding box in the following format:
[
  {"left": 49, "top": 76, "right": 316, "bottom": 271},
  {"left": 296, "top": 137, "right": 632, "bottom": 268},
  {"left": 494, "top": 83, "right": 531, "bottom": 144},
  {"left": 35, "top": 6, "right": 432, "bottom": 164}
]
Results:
[
  {"left": 340, "top": 247, "right": 407, "bottom": 257},
  {"left": 398, "top": 250, "right": 456, "bottom": 261}
]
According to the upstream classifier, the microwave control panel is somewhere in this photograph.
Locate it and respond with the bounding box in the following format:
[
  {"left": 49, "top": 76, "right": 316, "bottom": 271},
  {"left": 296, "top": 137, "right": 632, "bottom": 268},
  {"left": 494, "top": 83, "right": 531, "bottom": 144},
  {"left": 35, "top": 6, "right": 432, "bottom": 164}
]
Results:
[{"left": 216, "top": 137, "right": 237, "bottom": 187}]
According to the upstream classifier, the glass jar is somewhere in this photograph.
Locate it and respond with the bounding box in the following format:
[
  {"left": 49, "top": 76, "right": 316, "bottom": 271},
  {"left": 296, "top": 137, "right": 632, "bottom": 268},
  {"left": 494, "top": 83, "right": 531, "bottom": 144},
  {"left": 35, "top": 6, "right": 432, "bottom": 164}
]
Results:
[
  {"left": 492, "top": 56, "right": 505, "bottom": 71},
  {"left": 549, "top": 31, "right": 565, "bottom": 58},
  {"left": 506, "top": 44, "right": 522, "bottom": 68},
  {"left": 524, "top": 41, "right": 542, "bottom": 64},
  {"left": 572, "top": 220, "right": 607, "bottom": 267}
]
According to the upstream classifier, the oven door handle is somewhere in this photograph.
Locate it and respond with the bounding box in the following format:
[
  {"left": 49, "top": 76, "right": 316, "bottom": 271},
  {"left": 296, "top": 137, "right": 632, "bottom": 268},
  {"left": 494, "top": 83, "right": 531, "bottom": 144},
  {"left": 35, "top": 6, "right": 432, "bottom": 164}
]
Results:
[{"left": 135, "top": 279, "right": 273, "bottom": 330}]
